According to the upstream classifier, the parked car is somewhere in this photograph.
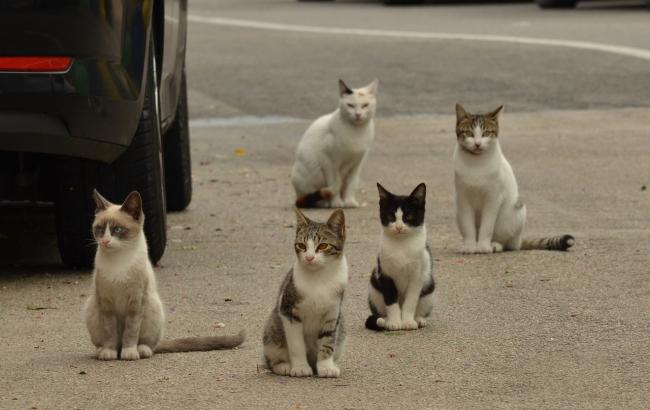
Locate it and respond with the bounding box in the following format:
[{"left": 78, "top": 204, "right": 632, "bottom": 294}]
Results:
[
  {"left": 0, "top": 0, "right": 191, "bottom": 268},
  {"left": 536, "top": 0, "right": 650, "bottom": 8}
]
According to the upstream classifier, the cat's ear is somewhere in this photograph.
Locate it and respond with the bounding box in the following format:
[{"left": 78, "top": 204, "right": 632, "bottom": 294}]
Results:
[
  {"left": 377, "top": 182, "right": 391, "bottom": 201},
  {"left": 366, "top": 79, "right": 379, "bottom": 95},
  {"left": 92, "top": 189, "right": 112, "bottom": 213},
  {"left": 487, "top": 105, "right": 504, "bottom": 119},
  {"left": 408, "top": 183, "right": 426, "bottom": 205},
  {"left": 339, "top": 79, "right": 353, "bottom": 97},
  {"left": 120, "top": 191, "right": 143, "bottom": 222},
  {"left": 294, "top": 207, "right": 310, "bottom": 227},
  {"left": 455, "top": 103, "right": 470, "bottom": 124},
  {"left": 327, "top": 209, "right": 346, "bottom": 241}
]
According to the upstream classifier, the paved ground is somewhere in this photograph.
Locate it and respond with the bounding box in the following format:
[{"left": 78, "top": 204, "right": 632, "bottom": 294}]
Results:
[{"left": 1, "top": 1, "right": 650, "bottom": 409}]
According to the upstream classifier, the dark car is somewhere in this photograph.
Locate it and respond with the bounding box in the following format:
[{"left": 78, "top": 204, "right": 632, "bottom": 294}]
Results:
[{"left": 0, "top": 0, "right": 191, "bottom": 268}]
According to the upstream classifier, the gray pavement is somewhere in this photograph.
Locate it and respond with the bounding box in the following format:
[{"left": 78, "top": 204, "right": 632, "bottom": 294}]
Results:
[
  {"left": 2, "top": 109, "right": 649, "bottom": 409},
  {"left": 2, "top": 1, "right": 650, "bottom": 409}
]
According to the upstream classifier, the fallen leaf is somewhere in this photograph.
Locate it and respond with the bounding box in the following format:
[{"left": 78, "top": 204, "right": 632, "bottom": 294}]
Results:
[
  {"left": 224, "top": 298, "right": 233, "bottom": 302},
  {"left": 234, "top": 148, "right": 247, "bottom": 157},
  {"left": 642, "top": 185, "right": 647, "bottom": 191},
  {"left": 388, "top": 352, "right": 396, "bottom": 358},
  {"left": 79, "top": 371, "right": 87, "bottom": 375},
  {"left": 26, "top": 304, "right": 56, "bottom": 310}
]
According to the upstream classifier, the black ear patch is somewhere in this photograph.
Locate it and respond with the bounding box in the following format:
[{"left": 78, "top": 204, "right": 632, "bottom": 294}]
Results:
[
  {"left": 339, "top": 79, "right": 353, "bottom": 96},
  {"left": 377, "top": 183, "right": 426, "bottom": 228}
]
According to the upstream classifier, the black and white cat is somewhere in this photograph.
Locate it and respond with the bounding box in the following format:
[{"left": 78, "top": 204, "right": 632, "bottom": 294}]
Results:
[{"left": 366, "top": 183, "right": 435, "bottom": 331}]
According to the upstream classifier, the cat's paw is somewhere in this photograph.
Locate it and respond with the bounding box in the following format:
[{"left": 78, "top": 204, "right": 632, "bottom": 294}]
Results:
[
  {"left": 137, "top": 344, "right": 153, "bottom": 359},
  {"left": 401, "top": 319, "right": 419, "bottom": 330},
  {"left": 290, "top": 363, "right": 313, "bottom": 377},
  {"left": 272, "top": 362, "right": 292, "bottom": 376},
  {"left": 416, "top": 318, "right": 428, "bottom": 328},
  {"left": 330, "top": 197, "right": 345, "bottom": 208},
  {"left": 378, "top": 318, "right": 402, "bottom": 331},
  {"left": 343, "top": 198, "right": 359, "bottom": 208},
  {"left": 317, "top": 361, "right": 341, "bottom": 378},
  {"left": 474, "top": 242, "right": 494, "bottom": 254},
  {"left": 491, "top": 242, "right": 504, "bottom": 253},
  {"left": 120, "top": 346, "right": 140, "bottom": 360},
  {"left": 97, "top": 347, "right": 118, "bottom": 361},
  {"left": 459, "top": 243, "right": 477, "bottom": 254}
]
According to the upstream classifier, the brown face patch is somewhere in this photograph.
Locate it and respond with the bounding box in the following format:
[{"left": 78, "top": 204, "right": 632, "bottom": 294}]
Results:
[{"left": 92, "top": 206, "right": 142, "bottom": 241}]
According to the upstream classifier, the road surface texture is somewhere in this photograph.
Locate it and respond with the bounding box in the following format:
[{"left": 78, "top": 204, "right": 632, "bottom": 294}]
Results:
[{"left": 1, "top": 1, "right": 649, "bottom": 409}]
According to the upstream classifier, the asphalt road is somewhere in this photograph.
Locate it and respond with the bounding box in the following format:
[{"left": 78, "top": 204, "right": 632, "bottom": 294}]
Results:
[{"left": 1, "top": 1, "right": 650, "bottom": 409}]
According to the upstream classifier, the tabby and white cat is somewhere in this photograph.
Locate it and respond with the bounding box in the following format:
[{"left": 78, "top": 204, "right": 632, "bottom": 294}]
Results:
[
  {"left": 85, "top": 190, "right": 245, "bottom": 360},
  {"left": 453, "top": 104, "right": 575, "bottom": 254},
  {"left": 291, "top": 79, "right": 378, "bottom": 208},
  {"left": 366, "top": 183, "right": 435, "bottom": 331},
  {"left": 263, "top": 208, "right": 347, "bottom": 377}
]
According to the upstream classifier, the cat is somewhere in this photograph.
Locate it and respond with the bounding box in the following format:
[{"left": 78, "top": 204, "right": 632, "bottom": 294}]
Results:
[
  {"left": 263, "top": 208, "right": 347, "bottom": 377},
  {"left": 84, "top": 189, "right": 245, "bottom": 360},
  {"left": 365, "top": 183, "right": 435, "bottom": 331},
  {"left": 291, "top": 78, "right": 378, "bottom": 208},
  {"left": 453, "top": 103, "right": 575, "bottom": 254}
]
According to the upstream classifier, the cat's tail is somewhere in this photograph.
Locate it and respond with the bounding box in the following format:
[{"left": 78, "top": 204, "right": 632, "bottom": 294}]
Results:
[
  {"left": 295, "top": 188, "right": 333, "bottom": 208},
  {"left": 154, "top": 330, "right": 245, "bottom": 353},
  {"left": 365, "top": 315, "right": 384, "bottom": 331},
  {"left": 521, "top": 235, "right": 575, "bottom": 251}
]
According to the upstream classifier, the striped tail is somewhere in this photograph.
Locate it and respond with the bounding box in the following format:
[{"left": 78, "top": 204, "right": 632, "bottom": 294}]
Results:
[
  {"left": 295, "top": 188, "right": 333, "bottom": 208},
  {"left": 521, "top": 235, "right": 575, "bottom": 251}
]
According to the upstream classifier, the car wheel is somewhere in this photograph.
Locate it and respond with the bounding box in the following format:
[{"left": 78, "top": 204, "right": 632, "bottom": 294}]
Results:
[
  {"left": 55, "top": 36, "right": 167, "bottom": 268},
  {"left": 535, "top": 0, "right": 578, "bottom": 8},
  {"left": 163, "top": 69, "right": 192, "bottom": 211}
]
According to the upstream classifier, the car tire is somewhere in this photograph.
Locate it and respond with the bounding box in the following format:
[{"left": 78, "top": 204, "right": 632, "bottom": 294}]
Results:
[
  {"left": 55, "top": 36, "right": 167, "bottom": 269},
  {"left": 535, "top": 0, "right": 578, "bottom": 8},
  {"left": 163, "top": 69, "right": 192, "bottom": 212}
]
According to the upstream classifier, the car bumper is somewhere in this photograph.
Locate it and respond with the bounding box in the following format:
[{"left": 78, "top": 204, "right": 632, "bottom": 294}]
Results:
[{"left": 0, "top": 0, "right": 152, "bottom": 163}]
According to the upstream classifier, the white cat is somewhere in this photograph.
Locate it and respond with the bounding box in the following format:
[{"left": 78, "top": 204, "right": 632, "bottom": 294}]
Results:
[
  {"left": 453, "top": 104, "right": 575, "bottom": 254},
  {"left": 291, "top": 79, "right": 378, "bottom": 208}
]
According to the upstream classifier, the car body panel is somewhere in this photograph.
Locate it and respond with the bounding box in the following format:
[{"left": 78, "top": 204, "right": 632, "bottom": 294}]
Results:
[{"left": 0, "top": 0, "right": 178, "bottom": 163}]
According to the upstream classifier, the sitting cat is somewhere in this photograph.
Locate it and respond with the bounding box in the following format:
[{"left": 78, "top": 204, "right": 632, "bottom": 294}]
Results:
[
  {"left": 366, "top": 183, "right": 435, "bottom": 331},
  {"left": 263, "top": 208, "right": 347, "bottom": 377},
  {"left": 85, "top": 190, "right": 245, "bottom": 360},
  {"left": 453, "top": 104, "right": 575, "bottom": 254},
  {"left": 291, "top": 79, "right": 378, "bottom": 208}
]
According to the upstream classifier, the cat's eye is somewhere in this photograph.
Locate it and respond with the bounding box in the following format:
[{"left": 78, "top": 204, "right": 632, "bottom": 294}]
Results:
[
  {"left": 403, "top": 214, "right": 413, "bottom": 222},
  {"left": 113, "top": 226, "right": 125, "bottom": 234},
  {"left": 317, "top": 243, "right": 331, "bottom": 251},
  {"left": 295, "top": 243, "right": 306, "bottom": 252},
  {"left": 346, "top": 103, "right": 354, "bottom": 108},
  {"left": 362, "top": 103, "right": 369, "bottom": 108}
]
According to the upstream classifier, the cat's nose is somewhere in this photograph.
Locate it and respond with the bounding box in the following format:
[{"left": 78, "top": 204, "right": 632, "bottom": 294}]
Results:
[
  {"left": 395, "top": 226, "right": 403, "bottom": 232},
  {"left": 305, "top": 255, "right": 315, "bottom": 262},
  {"left": 99, "top": 238, "right": 110, "bottom": 245}
]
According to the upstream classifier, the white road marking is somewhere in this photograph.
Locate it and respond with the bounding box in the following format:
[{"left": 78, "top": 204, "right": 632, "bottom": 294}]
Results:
[
  {"left": 190, "top": 115, "right": 303, "bottom": 128},
  {"left": 188, "top": 15, "right": 650, "bottom": 62}
]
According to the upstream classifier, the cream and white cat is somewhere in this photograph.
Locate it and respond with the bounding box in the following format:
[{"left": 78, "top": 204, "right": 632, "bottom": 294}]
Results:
[
  {"left": 453, "top": 104, "right": 575, "bottom": 254},
  {"left": 291, "top": 79, "right": 378, "bottom": 208},
  {"left": 85, "top": 190, "right": 244, "bottom": 360}
]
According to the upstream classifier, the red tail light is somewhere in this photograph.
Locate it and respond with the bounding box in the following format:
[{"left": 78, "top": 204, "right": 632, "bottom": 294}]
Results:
[{"left": 0, "top": 56, "right": 73, "bottom": 73}]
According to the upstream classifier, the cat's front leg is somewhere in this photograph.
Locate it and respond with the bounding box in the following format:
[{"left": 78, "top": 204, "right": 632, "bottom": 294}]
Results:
[
  {"left": 280, "top": 316, "right": 313, "bottom": 377},
  {"left": 341, "top": 154, "right": 367, "bottom": 208},
  {"left": 476, "top": 194, "right": 503, "bottom": 254},
  {"left": 399, "top": 279, "right": 423, "bottom": 331},
  {"left": 97, "top": 311, "right": 119, "bottom": 360},
  {"left": 456, "top": 193, "right": 477, "bottom": 253},
  {"left": 120, "top": 311, "right": 144, "bottom": 360},
  {"left": 316, "top": 315, "right": 341, "bottom": 378},
  {"left": 322, "top": 164, "right": 344, "bottom": 208},
  {"left": 373, "top": 269, "right": 402, "bottom": 330}
]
